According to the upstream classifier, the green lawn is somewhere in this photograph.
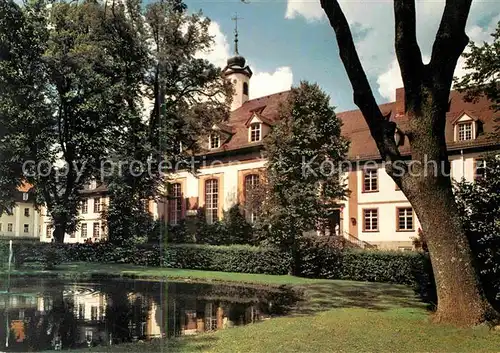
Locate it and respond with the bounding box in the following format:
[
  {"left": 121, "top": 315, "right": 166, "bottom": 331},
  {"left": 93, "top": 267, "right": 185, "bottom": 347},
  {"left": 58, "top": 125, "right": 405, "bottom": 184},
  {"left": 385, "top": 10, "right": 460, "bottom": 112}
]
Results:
[{"left": 4, "top": 263, "right": 500, "bottom": 352}]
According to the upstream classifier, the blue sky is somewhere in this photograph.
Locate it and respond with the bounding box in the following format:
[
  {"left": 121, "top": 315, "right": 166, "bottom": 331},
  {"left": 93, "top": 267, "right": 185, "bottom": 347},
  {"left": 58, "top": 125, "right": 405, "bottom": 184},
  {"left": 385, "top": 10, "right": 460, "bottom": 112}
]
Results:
[{"left": 184, "top": 0, "right": 500, "bottom": 112}]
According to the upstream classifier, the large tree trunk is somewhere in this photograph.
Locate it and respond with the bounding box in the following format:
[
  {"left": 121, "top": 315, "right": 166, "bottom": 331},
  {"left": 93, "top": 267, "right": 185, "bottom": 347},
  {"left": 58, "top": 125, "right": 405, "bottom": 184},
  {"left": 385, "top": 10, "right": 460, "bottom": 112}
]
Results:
[
  {"left": 52, "top": 223, "right": 66, "bottom": 243},
  {"left": 321, "top": 0, "right": 500, "bottom": 326},
  {"left": 395, "top": 103, "right": 498, "bottom": 325},
  {"left": 404, "top": 177, "right": 494, "bottom": 325}
]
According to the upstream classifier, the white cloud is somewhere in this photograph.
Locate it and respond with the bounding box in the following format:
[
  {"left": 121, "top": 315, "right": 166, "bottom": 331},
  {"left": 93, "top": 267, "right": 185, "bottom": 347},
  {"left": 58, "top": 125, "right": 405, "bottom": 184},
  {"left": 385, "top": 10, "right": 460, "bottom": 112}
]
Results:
[
  {"left": 285, "top": 1, "right": 324, "bottom": 22},
  {"left": 377, "top": 13, "right": 500, "bottom": 101},
  {"left": 197, "top": 20, "right": 294, "bottom": 100},
  {"left": 195, "top": 21, "right": 231, "bottom": 69},
  {"left": 286, "top": 0, "right": 500, "bottom": 102},
  {"left": 250, "top": 67, "right": 294, "bottom": 99}
]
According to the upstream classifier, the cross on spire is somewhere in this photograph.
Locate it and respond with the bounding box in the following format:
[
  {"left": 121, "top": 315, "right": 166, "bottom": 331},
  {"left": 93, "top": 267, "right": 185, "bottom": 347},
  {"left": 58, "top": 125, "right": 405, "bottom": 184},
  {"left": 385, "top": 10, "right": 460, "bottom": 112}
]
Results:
[{"left": 231, "top": 13, "right": 243, "bottom": 55}]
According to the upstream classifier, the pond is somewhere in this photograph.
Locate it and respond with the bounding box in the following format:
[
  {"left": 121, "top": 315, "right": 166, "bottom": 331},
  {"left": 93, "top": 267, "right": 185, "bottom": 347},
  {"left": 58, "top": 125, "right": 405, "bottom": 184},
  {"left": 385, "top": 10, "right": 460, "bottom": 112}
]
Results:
[{"left": 0, "top": 278, "right": 298, "bottom": 351}]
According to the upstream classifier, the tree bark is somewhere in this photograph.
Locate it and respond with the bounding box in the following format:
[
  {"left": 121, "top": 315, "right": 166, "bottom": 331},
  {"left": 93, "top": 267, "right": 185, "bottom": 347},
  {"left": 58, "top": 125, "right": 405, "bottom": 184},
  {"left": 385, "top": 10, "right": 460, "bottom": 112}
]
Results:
[
  {"left": 53, "top": 224, "right": 66, "bottom": 243},
  {"left": 320, "top": 0, "right": 499, "bottom": 326}
]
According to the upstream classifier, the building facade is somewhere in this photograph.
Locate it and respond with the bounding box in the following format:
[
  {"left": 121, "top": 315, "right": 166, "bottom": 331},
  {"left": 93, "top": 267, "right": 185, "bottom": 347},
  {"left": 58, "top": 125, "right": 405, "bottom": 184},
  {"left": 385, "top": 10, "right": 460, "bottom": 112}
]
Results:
[
  {"left": 164, "top": 51, "right": 499, "bottom": 250},
  {"left": 17, "top": 49, "right": 497, "bottom": 247},
  {"left": 0, "top": 184, "right": 40, "bottom": 240}
]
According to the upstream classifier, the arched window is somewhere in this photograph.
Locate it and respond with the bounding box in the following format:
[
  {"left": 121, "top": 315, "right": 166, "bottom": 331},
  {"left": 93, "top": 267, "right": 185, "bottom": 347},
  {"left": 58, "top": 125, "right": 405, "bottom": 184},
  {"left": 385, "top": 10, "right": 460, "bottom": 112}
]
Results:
[
  {"left": 205, "top": 179, "right": 219, "bottom": 224},
  {"left": 243, "top": 82, "right": 249, "bottom": 96},
  {"left": 169, "top": 183, "right": 183, "bottom": 225},
  {"left": 244, "top": 174, "right": 260, "bottom": 223}
]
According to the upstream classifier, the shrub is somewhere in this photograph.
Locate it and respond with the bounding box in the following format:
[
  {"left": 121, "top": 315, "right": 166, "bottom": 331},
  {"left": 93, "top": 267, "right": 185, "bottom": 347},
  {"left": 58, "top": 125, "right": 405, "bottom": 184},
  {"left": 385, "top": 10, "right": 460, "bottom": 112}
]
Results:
[
  {"left": 0, "top": 241, "right": 8, "bottom": 270},
  {"left": 296, "top": 238, "right": 436, "bottom": 304},
  {"left": 164, "top": 244, "right": 291, "bottom": 275},
  {"left": 222, "top": 205, "right": 255, "bottom": 245}
]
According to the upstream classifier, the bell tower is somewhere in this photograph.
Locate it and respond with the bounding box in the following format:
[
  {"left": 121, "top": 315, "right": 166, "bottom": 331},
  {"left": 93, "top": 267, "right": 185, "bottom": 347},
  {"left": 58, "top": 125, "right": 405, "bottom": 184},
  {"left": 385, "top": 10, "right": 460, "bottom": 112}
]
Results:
[{"left": 222, "top": 13, "right": 252, "bottom": 111}]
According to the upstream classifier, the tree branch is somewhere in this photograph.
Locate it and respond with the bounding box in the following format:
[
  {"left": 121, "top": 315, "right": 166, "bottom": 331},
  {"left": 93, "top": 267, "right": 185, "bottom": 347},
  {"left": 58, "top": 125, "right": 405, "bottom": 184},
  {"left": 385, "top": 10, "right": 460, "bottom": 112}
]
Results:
[
  {"left": 429, "top": 0, "right": 472, "bottom": 92},
  {"left": 320, "top": 0, "right": 401, "bottom": 163},
  {"left": 394, "top": 0, "right": 423, "bottom": 113}
]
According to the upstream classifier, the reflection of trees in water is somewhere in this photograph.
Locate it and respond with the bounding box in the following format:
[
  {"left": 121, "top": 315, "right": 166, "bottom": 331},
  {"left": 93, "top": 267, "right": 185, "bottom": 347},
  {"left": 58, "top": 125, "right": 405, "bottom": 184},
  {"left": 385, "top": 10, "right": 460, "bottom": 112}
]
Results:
[
  {"left": 4, "top": 291, "right": 78, "bottom": 351},
  {"left": 104, "top": 285, "right": 149, "bottom": 344},
  {"left": 2, "top": 279, "right": 299, "bottom": 351}
]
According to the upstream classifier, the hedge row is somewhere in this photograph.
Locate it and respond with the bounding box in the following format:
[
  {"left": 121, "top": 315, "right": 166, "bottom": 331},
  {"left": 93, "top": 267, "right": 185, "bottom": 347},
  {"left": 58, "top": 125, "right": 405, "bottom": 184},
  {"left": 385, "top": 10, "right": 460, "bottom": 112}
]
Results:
[
  {"left": 164, "top": 244, "right": 291, "bottom": 274},
  {"left": 5, "top": 242, "right": 290, "bottom": 275},
  {"left": 2, "top": 240, "right": 435, "bottom": 301}
]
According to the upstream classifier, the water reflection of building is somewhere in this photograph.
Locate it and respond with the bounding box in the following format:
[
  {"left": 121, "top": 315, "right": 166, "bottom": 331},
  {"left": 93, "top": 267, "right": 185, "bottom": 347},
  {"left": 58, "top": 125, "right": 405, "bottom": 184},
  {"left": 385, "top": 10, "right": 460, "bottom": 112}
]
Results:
[{"left": 2, "top": 280, "right": 289, "bottom": 351}]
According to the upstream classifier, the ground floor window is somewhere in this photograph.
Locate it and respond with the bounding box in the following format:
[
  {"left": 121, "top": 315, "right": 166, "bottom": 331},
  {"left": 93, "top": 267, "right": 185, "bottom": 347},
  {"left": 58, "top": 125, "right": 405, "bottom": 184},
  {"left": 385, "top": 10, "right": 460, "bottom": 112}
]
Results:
[
  {"left": 363, "top": 209, "right": 378, "bottom": 232},
  {"left": 397, "top": 207, "right": 414, "bottom": 231},
  {"left": 93, "top": 222, "right": 100, "bottom": 238},
  {"left": 205, "top": 179, "right": 219, "bottom": 224},
  {"left": 81, "top": 223, "right": 87, "bottom": 238}
]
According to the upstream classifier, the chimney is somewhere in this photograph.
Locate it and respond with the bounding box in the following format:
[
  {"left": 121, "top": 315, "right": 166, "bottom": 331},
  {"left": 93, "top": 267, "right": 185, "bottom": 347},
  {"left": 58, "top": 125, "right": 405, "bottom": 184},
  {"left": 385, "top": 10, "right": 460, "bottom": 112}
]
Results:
[{"left": 395, "top": 87, "right": 405, "bottom": 116}]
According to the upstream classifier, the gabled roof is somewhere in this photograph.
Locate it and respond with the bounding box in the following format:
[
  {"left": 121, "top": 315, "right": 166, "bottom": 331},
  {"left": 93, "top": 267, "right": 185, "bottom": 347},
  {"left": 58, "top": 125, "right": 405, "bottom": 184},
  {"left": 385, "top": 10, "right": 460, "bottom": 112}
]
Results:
[
  {"left": 244, "top": 112, "right": 275, "bottom": 127},
  {"left": 450, "top": 109, "right": 480, "bottom": 124},
  {"left": 201, "top": 88, "right": 498, "bottom": 159},
  {"left": 337, "top": 90, "right": 498, "bottom": 160},
  {"left": 201, "top": 91, "right": 290, "bottom": 154}
]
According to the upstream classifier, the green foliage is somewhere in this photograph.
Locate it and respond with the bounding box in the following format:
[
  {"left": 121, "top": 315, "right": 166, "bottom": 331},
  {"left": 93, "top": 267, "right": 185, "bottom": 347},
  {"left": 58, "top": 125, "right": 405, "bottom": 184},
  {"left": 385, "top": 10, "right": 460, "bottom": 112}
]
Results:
[
  {"left": 454, "top": 20, "right": 500, "bottom": 112},
  {"left": 297, "top": 240, "right": 435, "bottom": 304},
  {"left": 0, "top": 0, "right": 231, "bottom": 242},
  {"left": 454, "top": 155, "right": 500, "bottom": 309},
  {"left": 0, "top": 241, "right": 8, "bottom": 270},
  {"left": 222, "top": 204, "right": 255, "bottom": 245},
  {"left": 262, "top": 81, "right": 349, "bottom": 251},
  {"left": 163, "top": 244, "right": 291, "bottom": 275}
]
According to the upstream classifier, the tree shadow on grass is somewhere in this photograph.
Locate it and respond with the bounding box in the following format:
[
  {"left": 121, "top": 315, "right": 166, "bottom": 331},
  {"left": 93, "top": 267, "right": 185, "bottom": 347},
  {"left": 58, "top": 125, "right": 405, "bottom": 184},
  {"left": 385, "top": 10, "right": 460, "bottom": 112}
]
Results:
[{"left": 292, "top": 280, "right": 428, "bottom": 316}]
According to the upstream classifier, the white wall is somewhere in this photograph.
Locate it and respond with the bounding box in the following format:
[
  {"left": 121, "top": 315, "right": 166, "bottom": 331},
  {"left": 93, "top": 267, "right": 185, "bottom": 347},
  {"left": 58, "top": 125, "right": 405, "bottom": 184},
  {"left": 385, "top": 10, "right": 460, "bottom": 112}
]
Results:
[
  {"left": 0, "top": 202, "right": 40, "bottom": 239},
  {"left": 171, "top": 159, "right": 267, "bottom": 211}
]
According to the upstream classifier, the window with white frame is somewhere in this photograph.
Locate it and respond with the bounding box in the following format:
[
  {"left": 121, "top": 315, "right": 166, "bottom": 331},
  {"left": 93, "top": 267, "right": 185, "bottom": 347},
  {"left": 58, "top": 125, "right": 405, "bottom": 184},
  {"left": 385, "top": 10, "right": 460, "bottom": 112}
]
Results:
[
  {"left": 363, "top": 169, "right": 378, "bottom": 192},
  {"left": 397, "top": 207, "right": 414, "bottom": 231},
  {"left": 46, "top": 225, "right": 52, "bottom": 238},
  {"left": 209, "top": 133, "right": 220, "bottom": 149},
  {"left": 250, "top": 123, "right": 261, "bottom": 142},
  {"left": 24, "top": 208, "right": 30, "bottom": 217},
  {"left": 81, "top": 200, "right": 88, "bottom": 214},
  {"left": 475, "top": 159, "right": 486, "bottom": 180},
  {"left": 23, "top": 224, "right": 29, "bottom": 233},
  {"left": 22, "top": 193, "right": 28, "bottom": 201},
  {"left": 244, "top": 174, "right": 260, "bottom": 223},
  {"left": 363, "top": 209, "right": 378, "bottom": 232},
  {"left": 93, "top": 222, "right": 100, "bottom": 238},
  {"left": 81, "top": 223, "right": 87, "bottom": 238},
  {"left": 205, "top": 179, "right": 219, "bottom": 224},
  {"left": 94, "top": 197, "right": 101, "bottom": 213},
  {"left": 458, "top": 122, "right": 473, "bottom": 141},
  {"left": 169, "top": 183, "right": 183, "bottom": 225}
]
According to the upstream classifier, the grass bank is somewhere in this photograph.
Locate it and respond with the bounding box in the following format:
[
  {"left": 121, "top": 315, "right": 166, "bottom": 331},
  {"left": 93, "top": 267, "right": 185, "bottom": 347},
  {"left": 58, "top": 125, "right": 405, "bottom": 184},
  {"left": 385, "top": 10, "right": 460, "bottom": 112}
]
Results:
[{"left": 4, "top": 263, "right": 500, "bottom": 352}]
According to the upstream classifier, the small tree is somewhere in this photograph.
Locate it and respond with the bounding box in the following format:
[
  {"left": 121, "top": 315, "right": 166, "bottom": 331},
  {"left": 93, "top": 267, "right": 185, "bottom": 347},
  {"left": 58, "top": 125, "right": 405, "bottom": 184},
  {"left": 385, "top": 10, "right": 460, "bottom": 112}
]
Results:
[
  {"left": 222, "top": 204, "right": 254, "bottom": 245},
  {"left": 454, "top": 155, "right": 500, "bottom": 310},
  {"left": 262, "top": 81, "right": 349, "bottom": 274}
]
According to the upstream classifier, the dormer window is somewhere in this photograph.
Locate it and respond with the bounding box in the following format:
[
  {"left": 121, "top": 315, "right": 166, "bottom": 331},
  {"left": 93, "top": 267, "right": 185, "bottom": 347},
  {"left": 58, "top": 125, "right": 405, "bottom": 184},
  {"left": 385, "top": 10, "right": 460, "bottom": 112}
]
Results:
[
  {"left": 209, "top": 133, "right": 220, "bottom": 149},
  {"left": 458, "top": 122, "right": 473, "bottom": 141},
  {"left": 250, "top": 123, "right": 261, "bottom": 142}
]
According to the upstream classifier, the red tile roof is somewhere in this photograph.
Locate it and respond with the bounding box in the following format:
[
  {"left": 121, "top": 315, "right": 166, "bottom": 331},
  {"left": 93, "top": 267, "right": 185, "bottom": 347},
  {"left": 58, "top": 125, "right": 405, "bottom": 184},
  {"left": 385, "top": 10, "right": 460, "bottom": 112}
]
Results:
[
  {"left": 206, "top": 88, "right": 498, "bottom": 160},
  {"left": 203, "top": 91, "right": 290, "bottom": 155},
  {"left": 337, "top": 90, "right": 499, "bottom": 160}
]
